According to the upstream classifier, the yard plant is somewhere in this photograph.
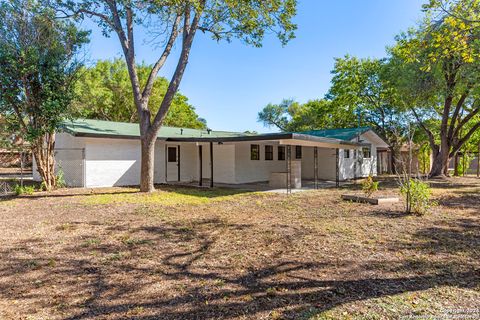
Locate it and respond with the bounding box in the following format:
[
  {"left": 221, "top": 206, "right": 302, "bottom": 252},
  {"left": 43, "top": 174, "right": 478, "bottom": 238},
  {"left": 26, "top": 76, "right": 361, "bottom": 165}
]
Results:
[
  {"left": 400, "top": 178, "right": 433, "bottom": 215},
  {"left": 362, "top": 175, "right": 379, "bottom": 197}
]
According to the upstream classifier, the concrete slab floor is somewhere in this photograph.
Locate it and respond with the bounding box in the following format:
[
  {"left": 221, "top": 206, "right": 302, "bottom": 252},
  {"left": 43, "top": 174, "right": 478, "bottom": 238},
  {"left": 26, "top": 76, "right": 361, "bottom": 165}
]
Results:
[{"left": 166, "top": 179, "right": 352, "bottom": 194}]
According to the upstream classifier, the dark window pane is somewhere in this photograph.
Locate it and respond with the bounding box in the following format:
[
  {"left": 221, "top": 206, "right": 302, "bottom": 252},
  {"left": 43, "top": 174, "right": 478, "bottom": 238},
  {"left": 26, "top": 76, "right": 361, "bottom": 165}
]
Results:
[
  {"left": 251, "top": 144, "right": 260, "bottom": 160},
  {"left": 344, "top": 149, "right": 350, "bottom": 159},
  {"left": 168, "top": 147, "right": 177, "bottom": 162},
  {"left": 278, "top": 146, "right": 286, "bottom": 160},
  {"left": 362, "top": 147, "right": 371, "bottom": 159},
  {"left": 295, "top": 146, "right": 302, "bottom": 159},
  {"left": 265, "top": 145, "right": 273, "bottom": 160}
]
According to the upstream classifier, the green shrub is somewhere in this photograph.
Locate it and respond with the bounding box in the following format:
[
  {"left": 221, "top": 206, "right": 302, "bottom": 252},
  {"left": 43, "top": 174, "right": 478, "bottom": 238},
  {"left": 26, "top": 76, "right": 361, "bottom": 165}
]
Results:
[
  {"left": 56, "top": 168, "right": 66, "bottom": 188},
  {"left": 14, "top": 184, "right": 35, "bottom": 196},
  {"left": 400, "top": 179, "right": 432, "bottom": 215},
  {"left": 362, "top": 175, "right": 379, "bottom": 197}
]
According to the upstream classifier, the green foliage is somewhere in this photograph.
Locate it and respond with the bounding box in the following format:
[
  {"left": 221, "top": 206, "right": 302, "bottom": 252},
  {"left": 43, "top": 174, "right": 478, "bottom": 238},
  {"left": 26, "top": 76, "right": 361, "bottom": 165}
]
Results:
[
  {"left": 457, "top": 152, "right": 475, "bottom": 175},
  {"left": 389, "top": 0, "right": 480, "bottom": 176},
  {"left": 0, "top": 0, "right": 89, "bottom": 142},
  {"left": 418, "top": 143, "right": 431, "bottom": 175},
  {"left": 65, "top": 1, "right": 297, "bottom": 48},
  {"left": 400, "top": 179, "right": 433, "bottom": 215},
  {"left": 74, "top": 59, "right": 207, "bottom": 129},
  {"left": 0, "top": 0, "right": 88, "bottom": 189},
  {"left": 258, "top": 98, "right": 356, "bottom": 132},
  {"left": 328, "top": 56, "right": 409, "bottom": 151},
  {"left": 361, "top": 176, "right": 379, "bottom": 197},
  {"left": 14, "top": 184, "right": 35, "bottom": 196},
  {"left": 56, "top": 168, "right": 66, "bottom": 188}
]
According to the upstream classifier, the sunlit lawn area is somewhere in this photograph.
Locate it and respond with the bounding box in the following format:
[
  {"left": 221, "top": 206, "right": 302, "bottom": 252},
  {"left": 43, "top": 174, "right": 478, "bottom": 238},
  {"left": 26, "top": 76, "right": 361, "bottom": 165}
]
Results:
[{"left": 0, "top": 178, "right": 479, "bottom": 319}]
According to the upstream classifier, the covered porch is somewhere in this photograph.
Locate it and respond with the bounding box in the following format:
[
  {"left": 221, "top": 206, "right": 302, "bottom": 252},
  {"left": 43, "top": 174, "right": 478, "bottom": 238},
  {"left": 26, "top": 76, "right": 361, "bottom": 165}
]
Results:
[{"left": 165, "top": 132, "right": 369, "bottom": 193}]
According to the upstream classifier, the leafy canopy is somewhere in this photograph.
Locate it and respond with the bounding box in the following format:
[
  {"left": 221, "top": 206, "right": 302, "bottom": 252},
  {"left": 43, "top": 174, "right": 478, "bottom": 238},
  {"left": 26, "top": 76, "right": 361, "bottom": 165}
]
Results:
[
  {"left": 257, "top": 99, "right": 356, "bottom": 132},
  {"left": 74, "top": 59, "right": 207, "bottom": 129},
  {"left": 327, "top": 55, "right": 409, "bottom": 148},
  {"left": 391, "top": 0, "right": 480, "bottom": 153},
  {"left": 0, "top": 0, "right": 89, "bottom": 142}
]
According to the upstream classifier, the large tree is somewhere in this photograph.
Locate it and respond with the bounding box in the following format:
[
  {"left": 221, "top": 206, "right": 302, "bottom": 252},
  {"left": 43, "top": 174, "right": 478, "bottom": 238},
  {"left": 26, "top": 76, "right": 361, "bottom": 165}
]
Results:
[
  {"left": 327, "top": 56, "right": 409, "bottom": 173},
  {"left": 74, "top": 59, "right": 206, "bottom": 128},
  {"left": 258, "top": 98, "right": 356, "bottom": 132},
  {"left": 0, "top": 0, "right": 88, "bottom": 190},
  {"left": 392, "top": 0, "right": 480, "bottom": 177},
  {"left": 60, "top": 0, "right": 297, "bottom": 192}
]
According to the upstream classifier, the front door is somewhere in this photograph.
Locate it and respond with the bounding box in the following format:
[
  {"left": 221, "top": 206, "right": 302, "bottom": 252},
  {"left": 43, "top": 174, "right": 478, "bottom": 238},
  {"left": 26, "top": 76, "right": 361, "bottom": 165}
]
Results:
[{"left": 166, "top": 146, "right": 180, "bottom": 182}]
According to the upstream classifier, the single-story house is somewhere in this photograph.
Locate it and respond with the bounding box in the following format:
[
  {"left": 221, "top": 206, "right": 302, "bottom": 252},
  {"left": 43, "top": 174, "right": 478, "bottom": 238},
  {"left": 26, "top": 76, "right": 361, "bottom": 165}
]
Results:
[{"left": 33, "top": 119, "right": 389, "bottom": 189}]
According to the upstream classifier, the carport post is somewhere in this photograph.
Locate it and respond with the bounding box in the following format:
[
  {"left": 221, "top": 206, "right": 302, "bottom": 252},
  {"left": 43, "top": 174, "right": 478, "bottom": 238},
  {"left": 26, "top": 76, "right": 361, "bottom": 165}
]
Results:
[
  {"left": 177, "top": 145, "right": 181, "bottom": 181},
  {"left": 335, "top": 148, "right": 340, "bottom": 188},
  {"left": 314, "top": 147, "right": 318, "bottom": 189},
  {"left": 199, "top": 145, "right": 203, "bottom": 186},
  {"left": 210, "top": 141, "right": 214, "bottom": 188},
  {"left": 286, "top": 145, "right": 292, "bottom": 194},
  {"left": 353, "top": 149, "right": 357, "bottom": 184}
]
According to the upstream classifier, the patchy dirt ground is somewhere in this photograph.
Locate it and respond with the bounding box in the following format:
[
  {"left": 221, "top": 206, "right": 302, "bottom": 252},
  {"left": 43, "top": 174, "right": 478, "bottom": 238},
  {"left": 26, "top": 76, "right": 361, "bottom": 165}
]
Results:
[{"left": 0, "top": 177, "right": 479, "bottom": 320}]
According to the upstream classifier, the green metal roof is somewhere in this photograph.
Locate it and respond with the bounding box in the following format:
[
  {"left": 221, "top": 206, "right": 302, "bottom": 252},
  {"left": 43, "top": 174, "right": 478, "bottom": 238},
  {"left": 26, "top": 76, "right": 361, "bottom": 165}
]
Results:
[
  {"left": 59, "top": 119, "right": 371, "bottom": 147},
  {"left": 295, "top": 127, "right": 372, "bottom": 141},
  {"left": 61, "top": 119, "right": 252, "bottom": 139}
]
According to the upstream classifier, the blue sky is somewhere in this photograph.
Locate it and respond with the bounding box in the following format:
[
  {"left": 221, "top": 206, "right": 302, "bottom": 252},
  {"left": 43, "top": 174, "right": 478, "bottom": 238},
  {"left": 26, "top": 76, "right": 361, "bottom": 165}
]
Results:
[{"left": 81, "top": 0, "right": 424, "bottom": 133}]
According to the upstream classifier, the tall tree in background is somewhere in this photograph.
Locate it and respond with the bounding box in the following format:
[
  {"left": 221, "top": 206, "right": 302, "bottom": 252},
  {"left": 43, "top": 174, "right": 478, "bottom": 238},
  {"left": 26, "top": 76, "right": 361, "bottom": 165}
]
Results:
[
  {"left": 258, "top": 98, "right": 356, "bottom": 132},
  {"left": 60, "top": 0, "right": 297, "bottom": 192},
  {"left": 327, "top": 56, "right": 408, "bottom": 173},
  {"left": 392, "top": 0, "right": 480, "bottom": 177},
  {"left": 0, "top": 0, "right": 88, "bottom": 190},
  {"left": 74, "top": 59, "right": 206, "bottom": 129}
]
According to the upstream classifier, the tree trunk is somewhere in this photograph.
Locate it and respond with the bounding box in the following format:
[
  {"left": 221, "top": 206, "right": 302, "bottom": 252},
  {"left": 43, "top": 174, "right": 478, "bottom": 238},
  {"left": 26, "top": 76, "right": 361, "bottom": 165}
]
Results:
[
  {"left": 140, "top": 132, "right": 156, "bottom": 192},
  {"left": 32, "top": 132, "right": 56, "bottom": 190},
  {"left": 429, "top": 148, "right": 450, "bottom": 178},
  {"left": 390, "top": 147, "right": 398, "bottom": 174}
]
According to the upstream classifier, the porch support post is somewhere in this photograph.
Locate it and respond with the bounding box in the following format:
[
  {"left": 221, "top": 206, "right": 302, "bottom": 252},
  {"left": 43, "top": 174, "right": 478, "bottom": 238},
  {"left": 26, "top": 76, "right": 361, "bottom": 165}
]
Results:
[
  {"left": 164, "top": 144, "right": 167, "bottom": 183},
  {"left": 210, "top": 141, "right": 214, "bottom": 188},
  {"left": 314, "top": 147, "right": 318, "bottom": 189},
  {"left": 177, "top": 145, "right": 181, "bottom": 181},
  {"left": 335, "top": 148, "right": 340, "bottom": 188},
  {"left": 199, "top": 145, "right": 203, "bottom": 186},
  {"left": 353, "top": 149, "right": 357, "bottom": 184},
  {"left": 286, "top": 145, "right": 292, "bottom": 194}
]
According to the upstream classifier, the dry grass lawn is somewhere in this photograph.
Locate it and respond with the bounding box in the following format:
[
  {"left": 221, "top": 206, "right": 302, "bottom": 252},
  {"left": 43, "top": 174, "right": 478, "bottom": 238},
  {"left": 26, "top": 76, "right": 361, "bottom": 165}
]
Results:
[{"left": 0, "top": 177, "right": 479, "bottom": 319}]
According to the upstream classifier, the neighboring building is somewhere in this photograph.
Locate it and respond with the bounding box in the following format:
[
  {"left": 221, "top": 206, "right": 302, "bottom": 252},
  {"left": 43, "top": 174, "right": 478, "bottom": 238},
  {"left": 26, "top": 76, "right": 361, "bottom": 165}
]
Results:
[{"left": 32, "top": 119, "right": 389, "bottom": 188}]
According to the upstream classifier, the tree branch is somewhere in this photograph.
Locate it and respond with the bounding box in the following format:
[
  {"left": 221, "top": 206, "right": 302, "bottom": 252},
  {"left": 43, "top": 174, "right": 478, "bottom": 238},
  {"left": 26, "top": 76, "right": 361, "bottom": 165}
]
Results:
[
  {"left": 141, "top": 14, "right": 182, "bottom": 103},
  {"left": 151, "top": 2, "right": 205, "bottom": 132},
  {"left": 453, "top": 101, "right": 480, "bottom": 139},
  {"left": 451, "top": 121, "right": 480, "bottom": 156},
  {"left": 411, "top": 107, "right": 436, "bottom": 148},
  {"left": 447, "top": 90, "right": 469, "bottom": 141}
]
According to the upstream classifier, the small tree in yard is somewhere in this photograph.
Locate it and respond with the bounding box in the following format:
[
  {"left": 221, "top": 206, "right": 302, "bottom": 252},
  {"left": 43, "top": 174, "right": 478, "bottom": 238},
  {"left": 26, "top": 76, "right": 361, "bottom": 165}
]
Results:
[
  {"left": 0, "top": 0, "right": 88, "bottom": 190},
  {"left": 58, "top": 0, "right": 297, "bottom": 192},
  {"left": 362, "top": 176, "right": 379, "bottom": 198},
  {"left": 396, "top": 123, "right": 433, "bottom": 215}
]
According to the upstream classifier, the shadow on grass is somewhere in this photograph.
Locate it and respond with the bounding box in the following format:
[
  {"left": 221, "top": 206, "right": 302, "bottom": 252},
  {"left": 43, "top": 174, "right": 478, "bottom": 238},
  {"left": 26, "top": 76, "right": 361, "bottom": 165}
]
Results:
[
  {"left": 1, "top": 185, "right": 254, "bottom": 203},
  {"left": 0, "top": 214, "right": 478, "bottom": 319},
  {"left": 368, "top": 209, "right": 412, "bottom": 219},
  {"left": 437, "top": 191, "right": 480, "bottom": 211}
]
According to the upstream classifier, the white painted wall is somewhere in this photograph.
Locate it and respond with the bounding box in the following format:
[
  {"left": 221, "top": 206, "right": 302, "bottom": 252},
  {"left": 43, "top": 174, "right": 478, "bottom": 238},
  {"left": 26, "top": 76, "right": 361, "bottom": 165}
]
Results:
[
  {"left": 234, "top": 142, "right": 287, "bottom": 184},
  {"left": 84, "top": 137, "right": 141, "bottom": 187},
  {"left": 46, "top": 130, "right": 386, "bottom": 188}
]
